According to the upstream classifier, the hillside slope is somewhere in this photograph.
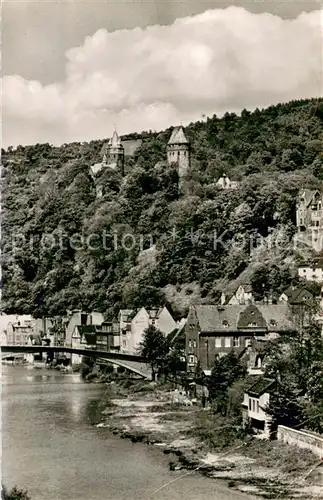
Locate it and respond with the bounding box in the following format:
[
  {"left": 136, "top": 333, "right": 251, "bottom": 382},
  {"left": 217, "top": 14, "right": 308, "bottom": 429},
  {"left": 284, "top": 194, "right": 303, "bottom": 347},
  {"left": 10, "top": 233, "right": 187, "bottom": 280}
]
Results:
[{"left": 1, "top": 98, "right": 323, "bottom": 318}]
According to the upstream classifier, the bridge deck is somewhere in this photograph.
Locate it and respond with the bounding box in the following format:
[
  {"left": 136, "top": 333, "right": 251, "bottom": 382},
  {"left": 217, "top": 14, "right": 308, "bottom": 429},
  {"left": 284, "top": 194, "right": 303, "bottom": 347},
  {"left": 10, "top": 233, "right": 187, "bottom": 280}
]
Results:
[{"left": 1, "top": 345, "right": 152, "bottom": 379}]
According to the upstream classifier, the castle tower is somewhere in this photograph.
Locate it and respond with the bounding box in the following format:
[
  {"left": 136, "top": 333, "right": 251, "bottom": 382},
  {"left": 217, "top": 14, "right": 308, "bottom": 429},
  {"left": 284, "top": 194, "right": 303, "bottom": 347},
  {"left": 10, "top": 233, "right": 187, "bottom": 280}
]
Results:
[
  {"left": 167, "top": 126, "right": 190, "bottom": 192},
  {"left": 106, "top": 130, "right": 125, "bottom": 176}
]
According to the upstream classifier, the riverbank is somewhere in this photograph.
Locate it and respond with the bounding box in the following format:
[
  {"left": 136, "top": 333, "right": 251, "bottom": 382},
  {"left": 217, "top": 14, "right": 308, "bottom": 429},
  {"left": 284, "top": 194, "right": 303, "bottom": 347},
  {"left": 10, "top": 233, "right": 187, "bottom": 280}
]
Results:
[{"left": 94, "top": 378, "right": 322, "bottom": 500}]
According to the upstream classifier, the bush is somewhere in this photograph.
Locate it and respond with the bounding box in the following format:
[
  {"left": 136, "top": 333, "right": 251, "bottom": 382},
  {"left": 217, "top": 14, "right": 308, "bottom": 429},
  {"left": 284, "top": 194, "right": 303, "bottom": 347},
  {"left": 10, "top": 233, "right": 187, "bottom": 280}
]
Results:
[{"left": 2, "top": 485, "right": 31, "bottom": 500}]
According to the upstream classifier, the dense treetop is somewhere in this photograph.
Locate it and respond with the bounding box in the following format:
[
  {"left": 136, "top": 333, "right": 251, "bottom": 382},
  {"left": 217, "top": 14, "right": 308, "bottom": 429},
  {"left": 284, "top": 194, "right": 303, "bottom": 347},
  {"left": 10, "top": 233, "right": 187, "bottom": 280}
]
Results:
[{"left": 2, "top": 98, "right": 322, "bottom": 318}]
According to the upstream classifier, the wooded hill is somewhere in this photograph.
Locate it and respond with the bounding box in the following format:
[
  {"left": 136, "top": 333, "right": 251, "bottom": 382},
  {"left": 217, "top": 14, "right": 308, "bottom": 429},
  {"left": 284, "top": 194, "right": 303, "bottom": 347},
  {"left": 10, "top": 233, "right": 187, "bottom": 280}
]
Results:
[{"left": 1, "top": 98, "right": 323, "bottom": 318}]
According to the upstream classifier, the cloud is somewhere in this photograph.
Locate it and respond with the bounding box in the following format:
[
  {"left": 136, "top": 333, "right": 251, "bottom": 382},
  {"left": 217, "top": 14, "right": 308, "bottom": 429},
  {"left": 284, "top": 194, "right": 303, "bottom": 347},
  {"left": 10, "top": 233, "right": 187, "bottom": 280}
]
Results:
[{"left": 2, "top": 6, "right": 322, "bottom": 148}]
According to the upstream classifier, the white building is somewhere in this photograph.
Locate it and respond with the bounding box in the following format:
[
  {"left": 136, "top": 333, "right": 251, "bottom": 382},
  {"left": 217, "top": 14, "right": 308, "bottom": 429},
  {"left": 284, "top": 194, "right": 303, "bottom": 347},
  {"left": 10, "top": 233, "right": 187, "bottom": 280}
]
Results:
[
  {"left": 221, "top": 284, "right": 253, "bottom": 305},
  {"left": 298, "top": 261, "right": 323, "bottom": 283},
  {"left": 242, "top": 377, "right": 275, "bottom": 438},
  {"left": 216, "top": 174, "right": 239, "bottom": 190},
  {"left": 296, "top": 188, "right": 323, "bottom": 252},
  {"left": 119, "top": 306, "right": 177, "bottom": 355}
]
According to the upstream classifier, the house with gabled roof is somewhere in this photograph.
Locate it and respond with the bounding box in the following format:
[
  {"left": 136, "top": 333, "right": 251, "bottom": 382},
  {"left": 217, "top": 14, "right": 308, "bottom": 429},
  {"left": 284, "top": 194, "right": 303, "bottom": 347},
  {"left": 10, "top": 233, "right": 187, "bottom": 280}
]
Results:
[
  {"left": 185, "top": 304, "right": 296, "bottom": 375},
  {"left": 242, "top": 377, "right": 276, "bottom": 438},
  {"left": 119, "top": 306, "right": 177, "bottom": 355},
  {"left": 296, "top": 188, "right": 323, "bottom": 252},
  {"left": 221, "top": 284, "right": 253, "bottom": 305},
  {"left": 279, "top": 286, "right": 314, "bottom": 305}
]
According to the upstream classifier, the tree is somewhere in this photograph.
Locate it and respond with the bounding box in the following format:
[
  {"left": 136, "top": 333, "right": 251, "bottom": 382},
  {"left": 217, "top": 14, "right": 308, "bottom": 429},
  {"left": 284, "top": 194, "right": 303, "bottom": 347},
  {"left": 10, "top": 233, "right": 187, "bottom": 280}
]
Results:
[
  {"left": 207, "top": 351, "right": 247, "bottom": 415},
  {"left": 1, "top": 485, "right": 30, "bottom": 500},
  {"left": 137, "top": 325, "right": 169, "bottom": 380},
  {"left": 264, "top": 318, "right": 323, "bottom": 433}
]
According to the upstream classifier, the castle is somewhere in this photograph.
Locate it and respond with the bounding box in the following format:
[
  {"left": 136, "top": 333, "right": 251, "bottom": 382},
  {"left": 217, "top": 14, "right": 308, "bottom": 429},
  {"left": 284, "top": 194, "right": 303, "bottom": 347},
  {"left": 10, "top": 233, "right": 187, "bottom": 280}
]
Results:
[
  {"left": 296, "top": 188, "right": 323, "bottom": 252},
  {"left": 90, "top": 125, "right": 191, "bottom": 195},
  {"left": 90, "top": 130, "right": 125, "bottom": 178}
]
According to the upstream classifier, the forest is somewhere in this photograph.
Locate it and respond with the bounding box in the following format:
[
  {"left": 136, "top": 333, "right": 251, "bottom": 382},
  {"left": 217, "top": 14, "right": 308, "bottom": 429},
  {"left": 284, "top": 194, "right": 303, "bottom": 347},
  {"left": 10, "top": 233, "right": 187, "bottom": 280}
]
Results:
[{"left": 1, "top": 98, "right": 323, "bottom": 319}]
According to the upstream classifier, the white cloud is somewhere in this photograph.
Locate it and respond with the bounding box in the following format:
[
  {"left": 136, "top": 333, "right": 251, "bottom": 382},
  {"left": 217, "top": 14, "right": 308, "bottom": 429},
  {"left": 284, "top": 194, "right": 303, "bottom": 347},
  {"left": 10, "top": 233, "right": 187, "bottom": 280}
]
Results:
[{"left": 2, "top": 6, "right": 323, "bottom": 147}]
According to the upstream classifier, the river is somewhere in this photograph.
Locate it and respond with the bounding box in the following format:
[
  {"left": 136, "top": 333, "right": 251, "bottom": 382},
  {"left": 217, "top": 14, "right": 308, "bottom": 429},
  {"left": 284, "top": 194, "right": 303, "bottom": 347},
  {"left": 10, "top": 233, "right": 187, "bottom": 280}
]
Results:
[{"left": 1, "top": 365, "right": 253, "bottom": 500}]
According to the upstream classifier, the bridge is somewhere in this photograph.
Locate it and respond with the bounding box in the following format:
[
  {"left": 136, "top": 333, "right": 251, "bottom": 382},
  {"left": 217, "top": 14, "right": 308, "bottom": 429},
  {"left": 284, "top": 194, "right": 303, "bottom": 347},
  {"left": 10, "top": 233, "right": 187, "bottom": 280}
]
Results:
[{"left": 0, "top": 345, "right": 152, "bottom": 380}]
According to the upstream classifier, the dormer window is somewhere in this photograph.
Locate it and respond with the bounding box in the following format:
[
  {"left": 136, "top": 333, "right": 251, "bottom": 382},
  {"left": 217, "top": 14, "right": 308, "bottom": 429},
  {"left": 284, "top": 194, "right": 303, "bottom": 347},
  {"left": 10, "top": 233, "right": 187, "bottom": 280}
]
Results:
[
  {"left": 248, "top": 322, "right": 258, "bottom": 327},
  {"left": 269, "top": 320, "right": 277, "bottom": 327},
  {"left": 222, "top": 320, "right": 229, "bottom": 327}
]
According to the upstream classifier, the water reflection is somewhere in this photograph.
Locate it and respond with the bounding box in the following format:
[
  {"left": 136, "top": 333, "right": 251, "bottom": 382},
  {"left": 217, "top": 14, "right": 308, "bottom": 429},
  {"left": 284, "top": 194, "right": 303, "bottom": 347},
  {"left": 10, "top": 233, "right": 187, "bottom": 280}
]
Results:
[{"left": 2, "top": 365, "right": 251, "bottom": 500}]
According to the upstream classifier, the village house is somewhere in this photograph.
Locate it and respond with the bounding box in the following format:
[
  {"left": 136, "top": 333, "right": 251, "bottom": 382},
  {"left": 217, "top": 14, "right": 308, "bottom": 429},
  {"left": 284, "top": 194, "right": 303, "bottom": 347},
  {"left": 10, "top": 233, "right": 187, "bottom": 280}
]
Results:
[
  {"left": 185, "top": 304, "right": 296, "bottom": 375},
  {"left": 279, "top": 286, "right": 314, "bottom": 305},
  {"left": 119, "top": 306, "right": 177, "bottom": 355},
  {"left": 221, "top": 284, "right": 253, "bottom": 305},
  {"left": 242, "top": 377, "right": 275, "bottom": 438},
  {"left": 71, "top": 326, "right": 97, "bottom": 365},
  {"left": 216, "top": 174, "right": 239, "bottom": 190},
  {"left": 96, "top": 321, "right": 120, "bottom": 352},
  {"left": 296, "top": 188, "right": 323, "bottom": 252},
  {"left": 5, "top": 316, "right": 35, "bottom": 345},
  {"left": 64, "top": 310, "right": 104, "bottom": 348},
  {"left": 298, "top": 259, "right": 323, "bottom": 283},
  {"left": 71, "top": 321, "right": 120, "bottom": 365}
]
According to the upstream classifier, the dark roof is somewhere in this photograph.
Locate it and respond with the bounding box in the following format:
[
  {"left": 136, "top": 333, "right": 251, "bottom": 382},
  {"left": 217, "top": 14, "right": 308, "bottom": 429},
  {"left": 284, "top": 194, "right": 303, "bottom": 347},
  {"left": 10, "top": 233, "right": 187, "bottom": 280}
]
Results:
[
  {"left": 246, "top": 377, "right": 275, "bottom": 397},
  {"left": 84, "top": 333, "right": 96, "bottom": 345},
  {"left": 77, "top": 325, "right": 98, "bottom": 334},
  {"left": 192, "top": 304, "right": 294, "bottom": 333},
  {"left": 298, "top": 189, "right": 322, "bottom": 208},
  {"left": 289, "top": 289, "right": 313, "bottom": 305}
]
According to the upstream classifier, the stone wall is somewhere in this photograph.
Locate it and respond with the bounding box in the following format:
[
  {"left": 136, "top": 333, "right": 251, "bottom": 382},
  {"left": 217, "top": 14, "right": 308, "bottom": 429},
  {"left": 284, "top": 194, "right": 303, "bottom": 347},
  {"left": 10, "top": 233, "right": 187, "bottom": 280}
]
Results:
[{"left": 277, "top": 425, "right": 323, "bottom": 458}]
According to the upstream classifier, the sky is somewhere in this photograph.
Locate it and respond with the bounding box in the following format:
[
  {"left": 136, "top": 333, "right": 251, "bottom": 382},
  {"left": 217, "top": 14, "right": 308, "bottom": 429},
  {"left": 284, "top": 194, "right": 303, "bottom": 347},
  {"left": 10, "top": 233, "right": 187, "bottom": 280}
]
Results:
[{"left": 2, "top": 0, "right": 323, "bottom": 148}]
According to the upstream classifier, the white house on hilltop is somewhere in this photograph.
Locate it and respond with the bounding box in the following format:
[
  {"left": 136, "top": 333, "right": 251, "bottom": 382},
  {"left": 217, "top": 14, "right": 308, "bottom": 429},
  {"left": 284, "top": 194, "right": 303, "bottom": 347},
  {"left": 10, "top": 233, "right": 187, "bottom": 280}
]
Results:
[{"left": 216, "top": 174, "right": 239, "bottom": 190}]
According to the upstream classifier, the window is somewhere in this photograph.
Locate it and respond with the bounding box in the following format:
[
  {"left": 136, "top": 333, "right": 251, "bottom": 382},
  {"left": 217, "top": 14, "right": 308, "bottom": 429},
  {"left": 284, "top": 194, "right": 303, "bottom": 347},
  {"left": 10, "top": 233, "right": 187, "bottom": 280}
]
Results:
[
  {"left": 256, "top": 400, "right": 260, "bottom": 413},
  {"left": 252, "top": 400, "right": 255, "bottom": 412},
  {"left": 188, "top": 355, "right": 195, "bottom": 364},
  {"left": 225, "top": 337, "right": 231, "bottom": 348},
  {"left": 233, "top": 336, "right": 240, "bottom": 348},
  {"left": 248, "top": 322, "right": 258, "bottom": 327},
  {"left": 215, "top": 337, "right": 222, "bottom": 348},
  {"left": 222, "top": 320, "right": 229, "bottom": 327},
  {"left": 188, "top": 340, "right": 192, "bottom": 348},
  {"left": 249, "top": 399, "right": 252, "bottom": 410},
  {"left": 193, "top": 339, "right": 196, "bottom": 348},
  {"left": 122, "top": 340, "right": 126, "bottom": 347},
  {"left": 269, "top": 320, "right": 277, "bottom": 327},
  {"left": 245, "top": 338, "right": 252, "bottom": 347}
]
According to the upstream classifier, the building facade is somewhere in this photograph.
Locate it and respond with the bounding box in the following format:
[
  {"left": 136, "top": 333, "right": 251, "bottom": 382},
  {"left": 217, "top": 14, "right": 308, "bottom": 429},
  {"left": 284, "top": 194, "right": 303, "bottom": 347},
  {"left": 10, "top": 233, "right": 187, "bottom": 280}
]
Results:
[
  {"left": 242, "top": 377, "right": 275, "bottom": 438},
  {"left": 298, "top": 260, "right": 323, "bottom": 283},
  {"left": 119, "top": 306, "right": 177, "bottom": 355},
  {"left": 65, "top": 310, "right": 105, "bottom": 348},
  {"left": 296, "top": 188, "right": 323, "bottom": 252},
  {"left": 5, "top": 316, "right": 35, "bottom": 345},
  {"left": 185, "top": 304, "right": 295, "bottom": 374}
]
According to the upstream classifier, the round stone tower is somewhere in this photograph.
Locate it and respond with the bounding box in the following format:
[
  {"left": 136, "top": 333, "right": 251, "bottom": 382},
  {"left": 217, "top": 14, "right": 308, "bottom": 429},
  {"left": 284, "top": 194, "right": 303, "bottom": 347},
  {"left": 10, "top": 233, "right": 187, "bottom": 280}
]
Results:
[{"left": 167, "top": 126, "right": 190, "bottom": 192}]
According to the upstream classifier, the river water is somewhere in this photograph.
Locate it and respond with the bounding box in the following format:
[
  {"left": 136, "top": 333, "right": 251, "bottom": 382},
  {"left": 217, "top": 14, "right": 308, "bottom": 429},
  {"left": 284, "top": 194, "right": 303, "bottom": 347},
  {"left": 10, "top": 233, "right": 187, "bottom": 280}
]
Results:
[{"left": 1, "top": 365, "right": 252, "bottom": 500}]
